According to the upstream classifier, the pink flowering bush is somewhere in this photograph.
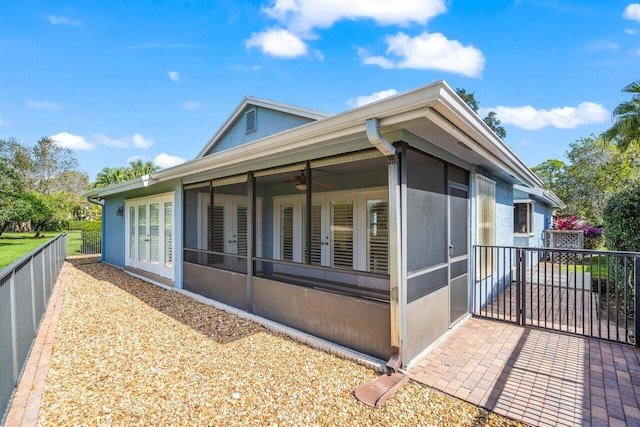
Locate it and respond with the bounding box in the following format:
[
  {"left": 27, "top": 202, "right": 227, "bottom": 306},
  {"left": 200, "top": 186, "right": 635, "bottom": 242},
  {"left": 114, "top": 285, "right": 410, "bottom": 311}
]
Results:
[{"left": 553, "top": 216, "right": 604, "bottom": 249}]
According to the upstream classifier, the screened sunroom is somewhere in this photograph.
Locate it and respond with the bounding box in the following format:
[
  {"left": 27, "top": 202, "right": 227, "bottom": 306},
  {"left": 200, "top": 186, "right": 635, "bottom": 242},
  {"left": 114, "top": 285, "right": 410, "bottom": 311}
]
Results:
[{"left": 87, "top": 81, "right": 548, "bottom": 367}]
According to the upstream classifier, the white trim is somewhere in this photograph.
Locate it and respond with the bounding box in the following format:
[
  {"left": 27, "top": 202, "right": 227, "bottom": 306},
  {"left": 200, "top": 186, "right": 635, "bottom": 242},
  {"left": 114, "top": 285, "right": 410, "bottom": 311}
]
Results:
[
  {"left": 196, "top": 97, "right": 331, "bottom": 159},
  {"left": 84, "top": 81, "right": 545, "bottom": 201},
  {"left": 124, "top": 192, "right": 175, "bottom": 280},
  {"left": 272, "top": 188, "right": 387, "bottom": 272}
]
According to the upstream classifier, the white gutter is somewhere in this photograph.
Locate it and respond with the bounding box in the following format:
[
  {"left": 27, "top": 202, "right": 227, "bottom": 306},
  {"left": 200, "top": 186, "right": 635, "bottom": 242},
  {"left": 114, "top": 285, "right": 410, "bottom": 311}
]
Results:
[{"left": 365, "top": 118, "right": 396, "bottom": 156}]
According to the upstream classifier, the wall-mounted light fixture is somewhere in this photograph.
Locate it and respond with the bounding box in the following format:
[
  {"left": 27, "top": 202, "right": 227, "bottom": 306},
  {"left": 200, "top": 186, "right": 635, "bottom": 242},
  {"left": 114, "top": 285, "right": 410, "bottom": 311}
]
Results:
[{"left": 116, "top": 206, "right": 124, "bottom": 216}]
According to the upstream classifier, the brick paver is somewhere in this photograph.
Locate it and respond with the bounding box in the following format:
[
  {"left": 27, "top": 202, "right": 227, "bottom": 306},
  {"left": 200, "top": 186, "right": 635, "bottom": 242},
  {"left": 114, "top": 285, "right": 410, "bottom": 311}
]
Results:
[
  {"left": 4, "top": 262, "right": 69, "bottom": 427},
  {"left": 409, "top": 317, "right": 640, "bottom": 426}
]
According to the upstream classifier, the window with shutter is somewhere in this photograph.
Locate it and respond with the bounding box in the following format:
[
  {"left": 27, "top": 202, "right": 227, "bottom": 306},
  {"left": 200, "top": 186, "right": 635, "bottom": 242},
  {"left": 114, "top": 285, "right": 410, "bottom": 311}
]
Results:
[
  {"left": 476, "top": 174, "right": 495, "bottom": 278},
  {"left": 331, "top": 201, "right": 354, "bottom": 269},
  {"left": 367, "top": 200, "right": 388, "bottom": 274},
  {"left": 164, "top": 202, "right": 173, "bottom": 267},
  {"left": 303, "top": 204, "right": 322, "bottom": 265},
  {"left": 281, "top": 205, "right": 294, "bottom": 261},
  {"left": 236, "top": 205, "right": 248, "bottom": 256},
  {"left": 208, "top": 205, "right": 225, "bottom": 265}
]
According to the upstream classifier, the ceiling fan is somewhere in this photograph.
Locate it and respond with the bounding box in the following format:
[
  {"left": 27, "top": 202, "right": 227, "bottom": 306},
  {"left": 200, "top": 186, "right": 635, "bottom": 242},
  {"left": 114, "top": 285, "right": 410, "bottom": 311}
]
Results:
[{"left": 285, "top": 171, "right": 333, "bottom": 191}]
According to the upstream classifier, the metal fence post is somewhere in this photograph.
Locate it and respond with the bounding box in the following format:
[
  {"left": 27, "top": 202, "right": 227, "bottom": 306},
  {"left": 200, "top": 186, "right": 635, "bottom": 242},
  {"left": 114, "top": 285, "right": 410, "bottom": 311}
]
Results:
[
  {"left": 635, "top": 257, "right": 640, "bottom": 348},
  {"left": 516, "top": 248, "right": 522, "bottom": 326},
  {"left": 521, "top": 248, "right": 527, "bottom": 326},
  {"left": 9, "top": 270, "right": 18, "bottom": 384}
]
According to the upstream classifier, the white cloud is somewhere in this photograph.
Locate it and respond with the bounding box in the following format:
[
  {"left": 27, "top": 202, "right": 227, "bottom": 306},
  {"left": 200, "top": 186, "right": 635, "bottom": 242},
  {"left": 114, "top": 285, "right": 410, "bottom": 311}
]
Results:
[
  {"left": 132, "top": 133, "right": 153, "bottom": 148},
  {"left": 154, "top": 153, "right": 187, "bottom": 168},
  {"left": 182, "top": 101, "right": 204, "bottom": 110},
  {"left": 168, "top": 71, "right": 180, "bottom": 82},
  {"left": 246, "top": 28, "right": 308, "bottom": 58},
  {"left": 625, "top": 28, "right": 637, "bottom": 34},
  {"left": 361, "top": 32, "right": 485, "bottom": 78},
  {"left": 47, "top": 16, "right": 82, "bottom": 26},
  {"left": 250, "top": 0, "right": 448, "bottom": 59},
  {"left": 264, "top": 0, "right": 446, "bottom": 35},
  {"left": 347, "top": 89, "right": 398, "bottom": 108},
  {"left": 362, "top": 55, "right": 395, "bottom": 69},
  {"left": 584, "top": 41, "right": 620, "bottom": 51},
  {"left": 26, "top": 99, "right": 64, "bottom": 110},
  {"left": 50, "top": 132, "right": 95, "bottom": 150},
  {"left": 94, "top": 133, "right": 154, "bottom": 149},
  {"left": 479, "top": 102, "right": 609, "bottom": 130},
  {"left": 623, "top": 3, "right": 640, "bottom": 22}
]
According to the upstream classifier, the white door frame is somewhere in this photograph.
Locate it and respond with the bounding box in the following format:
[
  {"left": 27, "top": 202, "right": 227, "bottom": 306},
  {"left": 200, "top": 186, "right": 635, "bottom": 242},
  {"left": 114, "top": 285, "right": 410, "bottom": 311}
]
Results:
[{"left": 125, "top": 192, "right": 175, "bottom": 279}]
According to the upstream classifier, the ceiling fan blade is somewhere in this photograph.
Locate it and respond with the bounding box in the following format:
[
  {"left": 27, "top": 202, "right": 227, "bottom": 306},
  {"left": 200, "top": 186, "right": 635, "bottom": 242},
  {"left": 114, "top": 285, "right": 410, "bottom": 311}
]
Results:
[{"left": 311, "top": 180, "right": 333, "bottom": 189}]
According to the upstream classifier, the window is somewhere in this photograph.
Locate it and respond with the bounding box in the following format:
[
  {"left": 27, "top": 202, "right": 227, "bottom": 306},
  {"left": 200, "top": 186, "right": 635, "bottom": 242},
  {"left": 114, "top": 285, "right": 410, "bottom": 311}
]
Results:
[
  {"left": 514, "top": 201, "right": 534, "bottom": 235},
  {"left": 273, "top": 190, "right": 388, "bottom": 274},
  {"left": 476, "top": 174, "right": 495, "bottom": 279}
]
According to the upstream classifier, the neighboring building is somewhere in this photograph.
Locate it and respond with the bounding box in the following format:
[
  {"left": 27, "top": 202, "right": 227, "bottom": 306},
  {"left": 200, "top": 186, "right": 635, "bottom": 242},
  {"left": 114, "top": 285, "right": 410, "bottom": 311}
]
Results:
[{"left": 84, "top": 81, "right": 562, "bottom": 368}]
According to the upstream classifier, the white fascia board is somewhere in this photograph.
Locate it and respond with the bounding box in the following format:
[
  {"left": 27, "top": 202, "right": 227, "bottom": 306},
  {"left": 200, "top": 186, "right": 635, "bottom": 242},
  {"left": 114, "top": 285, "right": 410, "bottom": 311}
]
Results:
[
  {"left": 83, "top": 175, "right": 158, "bottom": 199},
  {"left": 195, "top": 96, "right": 332, "bottom": 159},
  {"left": 514, "top": 184, "right": 565, "bottom": 208},
  {"left": 156, "top": 83, "right": 445, "bottom": 183},
  {"left": 436, "top": 84, "right": 543, "bottom": 189}
]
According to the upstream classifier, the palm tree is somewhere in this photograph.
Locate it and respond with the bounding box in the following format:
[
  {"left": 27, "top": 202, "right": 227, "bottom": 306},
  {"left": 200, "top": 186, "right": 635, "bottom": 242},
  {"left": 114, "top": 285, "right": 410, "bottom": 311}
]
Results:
[
  {"left": 603, "top": 80, "right": 640, "bottom": 152},
  {"left": 128, "top": 160, "right": 160, "bottom": 178},
  {"left": 92, "top": 167, "right": 129, "bottom": 188}
]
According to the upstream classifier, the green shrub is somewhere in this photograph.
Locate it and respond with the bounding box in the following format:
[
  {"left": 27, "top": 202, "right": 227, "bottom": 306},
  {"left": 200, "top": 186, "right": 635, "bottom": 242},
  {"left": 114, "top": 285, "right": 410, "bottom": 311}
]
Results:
[
  {"left": 603, "top": 180, "right": 640, "bottom": 252},
  {"left": 68, "top": 220, "right": 92, "bottom": 230},
  {"left": 602, "top": 181, "right": 639, "bottom": 309},
  {"left": 81, "top": 221, "right": 102, "bottom": 253}
]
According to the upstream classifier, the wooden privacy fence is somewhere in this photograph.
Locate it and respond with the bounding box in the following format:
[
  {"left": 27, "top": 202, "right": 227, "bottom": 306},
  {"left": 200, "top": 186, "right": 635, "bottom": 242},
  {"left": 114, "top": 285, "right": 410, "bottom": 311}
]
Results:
[{"left": 0, "top": 234, "right": 66, "bottom": 425}]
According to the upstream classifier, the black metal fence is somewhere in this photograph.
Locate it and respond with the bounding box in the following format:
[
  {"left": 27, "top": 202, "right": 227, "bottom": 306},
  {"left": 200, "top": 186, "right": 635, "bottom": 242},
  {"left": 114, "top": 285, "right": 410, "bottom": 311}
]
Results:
[
  {"left": 0, "top": 234, "right": 66, "bottom": 424},
  {"left": 66, "top": 230, "right": 101, "bottom": 256},
  {"left": 473, "top": 245, "right": 639, "bottom": 347}
]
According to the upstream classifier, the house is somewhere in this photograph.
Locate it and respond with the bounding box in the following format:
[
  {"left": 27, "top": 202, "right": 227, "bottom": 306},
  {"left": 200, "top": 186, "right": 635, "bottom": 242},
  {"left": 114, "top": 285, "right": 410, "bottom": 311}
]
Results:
[{"left": 84, "top": 81, "right": 562, "bottom": 368}]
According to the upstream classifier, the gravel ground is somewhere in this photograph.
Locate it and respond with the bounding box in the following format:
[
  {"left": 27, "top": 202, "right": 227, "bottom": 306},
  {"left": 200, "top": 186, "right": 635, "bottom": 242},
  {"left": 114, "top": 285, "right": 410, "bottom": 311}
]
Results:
[{"left": 38, "top": 259, "right": 524, "bottom": 426}]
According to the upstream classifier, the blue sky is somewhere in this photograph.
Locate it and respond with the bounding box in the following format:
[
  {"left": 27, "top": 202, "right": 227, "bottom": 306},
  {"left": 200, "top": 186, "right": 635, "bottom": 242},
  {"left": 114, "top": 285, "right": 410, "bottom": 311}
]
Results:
[{"left": 1, "top": 0, "right": 639, "bottom": 181}]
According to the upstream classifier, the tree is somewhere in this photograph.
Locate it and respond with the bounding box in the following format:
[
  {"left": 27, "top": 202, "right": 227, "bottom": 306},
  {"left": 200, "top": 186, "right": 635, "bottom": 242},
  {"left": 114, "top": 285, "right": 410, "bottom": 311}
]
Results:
[
  {"left": 128, "top": 159, "right": 160, "bottom": 178},
  {"left": 455, "top": 88, "right": 507, "bottom": 139},
  {"left": 0, "top": 159, "right": 31, "bottom": 235},
  {"left": 603, "top": 80, "right": 640, "bottom": 152},
  {"left": 533, "top": 135, "right": 640, "bottom": 223},
  {"left": 21, "top": 192, "right": 53, "bottom": 238},
  {"left": 92, "top": 167, "right": 130, "bottom": 188},
  {"left": 91, "top": 160, "right": 160, "bottom": 188},
  {"left": 30, "top": 137, "right": 79, "bottom": 194}
]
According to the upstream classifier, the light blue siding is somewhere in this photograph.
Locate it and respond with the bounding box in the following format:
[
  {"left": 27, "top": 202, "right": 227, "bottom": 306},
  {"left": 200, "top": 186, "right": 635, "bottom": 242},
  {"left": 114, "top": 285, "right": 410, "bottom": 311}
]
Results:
[
  {"left": 203, "top": 106, "right": 317, "bottom": 156},
  {"left": 102, "top": 195, "right": 126, "bottom": 268}
]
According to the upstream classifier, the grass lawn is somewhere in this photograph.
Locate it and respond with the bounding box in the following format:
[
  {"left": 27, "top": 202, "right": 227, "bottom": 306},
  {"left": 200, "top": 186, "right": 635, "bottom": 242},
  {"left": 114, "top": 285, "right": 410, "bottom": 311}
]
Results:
[
  {"left": 564, "top": 254, "right": 610, "bottom": 278},
  {"left": 0, "top": 232, "right": 59, "bottom": 271}
]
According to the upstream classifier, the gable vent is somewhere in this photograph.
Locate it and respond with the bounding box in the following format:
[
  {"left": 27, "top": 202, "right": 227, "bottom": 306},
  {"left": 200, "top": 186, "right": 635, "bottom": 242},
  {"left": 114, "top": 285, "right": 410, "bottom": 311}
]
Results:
[{"left": 245, "top": 108, "right": 256, "bottom": 134}]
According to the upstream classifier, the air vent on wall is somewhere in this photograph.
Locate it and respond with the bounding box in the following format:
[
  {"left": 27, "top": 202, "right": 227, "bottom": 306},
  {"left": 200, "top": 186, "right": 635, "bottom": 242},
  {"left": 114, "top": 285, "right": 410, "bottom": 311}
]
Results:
[{"left": 245, "top": 108, "right": 256, "bottom": 134}]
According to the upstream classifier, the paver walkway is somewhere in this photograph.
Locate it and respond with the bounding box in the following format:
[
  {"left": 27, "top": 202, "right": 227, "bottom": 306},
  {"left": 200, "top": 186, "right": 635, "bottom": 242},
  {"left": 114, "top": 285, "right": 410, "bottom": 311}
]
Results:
[{"left": 410, "top": 317, "right": 640, "bottom": 426}]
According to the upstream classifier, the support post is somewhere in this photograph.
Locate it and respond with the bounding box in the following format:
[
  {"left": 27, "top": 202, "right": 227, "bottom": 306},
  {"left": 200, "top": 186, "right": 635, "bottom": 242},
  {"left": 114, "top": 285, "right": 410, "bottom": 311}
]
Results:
[
  {"left": 520, "top": 248, "right": 527, "bottom": 326},
  {"left": 387, "top": 146, "right": 403, "bottom": 367},
  {"left": 635, "top": 257, "right": 640, "bottom": 348},
  {"left": 9, "top": 270, "right": 18, "bottom": 383},
  {"left": 246, "top": 173, "right": 255, "bottom": 312}
]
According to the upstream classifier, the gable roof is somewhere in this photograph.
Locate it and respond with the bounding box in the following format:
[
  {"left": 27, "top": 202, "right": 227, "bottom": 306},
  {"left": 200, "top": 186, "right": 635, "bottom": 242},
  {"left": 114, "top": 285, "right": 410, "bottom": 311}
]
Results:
[
  {"left": 195, "top": 96, "right": 331, "bottom": 158},
  {"left": 85, "top": 80, "right": 547, "bottom": 200}
]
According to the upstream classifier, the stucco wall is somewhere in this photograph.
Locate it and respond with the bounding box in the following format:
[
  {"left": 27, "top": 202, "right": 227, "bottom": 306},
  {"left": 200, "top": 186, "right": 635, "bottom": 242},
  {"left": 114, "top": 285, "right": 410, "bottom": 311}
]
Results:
[
  {"left": 102, "top": 195, "right": 126, "bottom": 268},
  {"left": 204, "top": 106, "right": 317, "bottom": 156}
]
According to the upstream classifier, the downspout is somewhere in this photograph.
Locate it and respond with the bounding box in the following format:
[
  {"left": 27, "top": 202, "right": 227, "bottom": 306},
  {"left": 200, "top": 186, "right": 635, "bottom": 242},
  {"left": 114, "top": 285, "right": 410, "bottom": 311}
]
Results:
[
  {"left": 87, "top": 197, "right": 104, "bottom": 262},
  {"left": 366, "top": 118, "right": 396, "bottom": 156},
  {"left": 366, "top": 118, "right": 402, "bottom": 372}
]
